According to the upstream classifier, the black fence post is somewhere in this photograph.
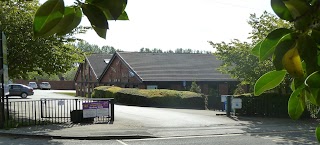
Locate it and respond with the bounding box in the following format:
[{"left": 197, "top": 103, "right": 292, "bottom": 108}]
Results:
[
  {"left": 110, "top": 99, "right": 114, "bottom": 122},
  {"left": 226, "top": 96, "right": 232, "bottom": 117},
  {"left": 0, "top": 102, "right": 4, "bottom": 128}
]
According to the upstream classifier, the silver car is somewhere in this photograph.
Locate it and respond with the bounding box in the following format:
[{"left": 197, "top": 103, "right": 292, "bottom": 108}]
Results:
[
  {"left": 28, "top": 82, "right": 38, "bottom": 89},
  {"left": 7, "top": 84, "right": 34, "bottom": 98},
  {"left": 39, "top": 82, "right": 51, "bottom": 90}
]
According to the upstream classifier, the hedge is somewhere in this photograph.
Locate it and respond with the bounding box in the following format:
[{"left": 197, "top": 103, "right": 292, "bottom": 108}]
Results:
[
  {"left": 234, "top": 93, "right": 311, "bottom": 118},
  {"left": 92, "top": 86, "right": 206, "bottom": 109}
]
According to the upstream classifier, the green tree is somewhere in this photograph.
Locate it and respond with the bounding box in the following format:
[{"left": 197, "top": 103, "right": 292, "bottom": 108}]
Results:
[
  {"left": 252, "top": 0, "right": 320, "bottom": 141},
  {"left": 190, "top": 81, "right": 201, "bottom": 93},
  {"left": 210, "top": 40, "right": 273, "bottom": 91},
  {"left": 210, "top": 12, "right": 291, "bottom": 92},
  {"left": 63, "top": 67, "right": 78, "bottom": 81},
  {"left": 76, "top": 41, "right": 118, "bottom": 54},
  {"left": 76, "top": 41, "right": 101, "bottom": 53},
  {"left": 101, "top": 45, "right": 116, "bottom": 54},
  {"left": 0, "top": 1, "right": 84, "bottom": 79}
]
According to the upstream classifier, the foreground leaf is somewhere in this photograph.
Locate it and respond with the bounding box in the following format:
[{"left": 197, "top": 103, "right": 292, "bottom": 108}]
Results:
[
  {"left": 88, "top": 0, "right": 127, "bottom": 20},
  {"left": 283, "top": 0, "right": 309, "bottom": 19},
  {"left": 82, "top": 4, "right": 108, "bottom": 39},
  {"left": 306, "top": 88, "right": 320, "bottom": 106},
  {"left": 33, "top": 0, "right": 64, "bottom": 37},
  {"left": 251, "top": 41, "right": 262, "bottom": 57},
  {"left": 254, "top": 70, "right": 287, "bottom": 96},
  {"left": 56, "top": 7, "right": 82, "bottom": 35},
  {"left": 272, "top": 33, "right": 296, "bottom": 70},
  {"left": 316, "top": 125, "right": 320, "bottom": 142},
  {"left": 305, "top": 71, "right": 320, "bottom": 88},
  {"left": 259, "top": 28, "right": 292, "bottom": 61},
  {"left": 271, "top": 0, "right": 294, "bottom": 21},
  {"left": 297, "top": 35, "right": 319, "bottom": 75},
  {"left": 288, "top": 87, "right": 305, "bottom": 120}
]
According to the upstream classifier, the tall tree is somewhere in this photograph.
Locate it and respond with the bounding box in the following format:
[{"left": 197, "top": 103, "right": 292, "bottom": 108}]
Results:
[
  {"left": 76, "top": 41, "right": 101, "bottom": 53},
  {"left": 210, "top": 11, "right": 291, "bottom": 91},
  {"left": 0, "top": 1, "right": 84, "bottom": 79},
  {"left": 76, "top": 41, "right": 118, "bottom": 54},
  {"left": 139, "top": 47, "right": 211, "bottom": 54},
  {"left": 101, "top": 45, "right": 116, "bottom": 54}
]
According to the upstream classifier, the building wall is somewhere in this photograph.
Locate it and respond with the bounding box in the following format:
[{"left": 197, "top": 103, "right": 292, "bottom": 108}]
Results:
[
  {"left": 74, "top": 59, "right": 98, "bottom": 97},
  {"left": 14, "top": 80, "right": 75, "bottom": 90},
  {"left": 100, "top": 56, "right": 141, "bottom": 87}
]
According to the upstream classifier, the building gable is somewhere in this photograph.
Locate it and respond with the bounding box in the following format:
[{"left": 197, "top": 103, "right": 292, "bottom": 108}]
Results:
[{"left": 99, "top": 53, "right": 142, "bottom": 85}]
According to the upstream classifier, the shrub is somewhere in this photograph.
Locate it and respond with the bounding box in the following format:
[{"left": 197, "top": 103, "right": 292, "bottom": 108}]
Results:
[
  {"left": 92, "top": 86, "right": 122, "bottom": 98},
  {"left": 190, "top": 81, "right": 201, "bottom": 93},
  {"left": 92, "top": 86, "right": 206, "bottom": 109}
]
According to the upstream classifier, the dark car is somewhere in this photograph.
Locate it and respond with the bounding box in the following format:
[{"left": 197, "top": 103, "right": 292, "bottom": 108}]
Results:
[{"left": 7, "top": 84, "right": 34, "bottom": 98}]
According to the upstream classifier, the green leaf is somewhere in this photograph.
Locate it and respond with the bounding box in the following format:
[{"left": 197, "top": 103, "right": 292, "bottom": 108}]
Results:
[
  {"left": 297, "top": 35, "right": 319, "bottom": 75},
  {"left": 254, "top": 70, "right": 287, "bottom": 96},
  {"left": 89, "top": 0, "right": 127, "bottom": 20},
  {"left": 33, "top": 0, "right": 64, "bottom": 37},
  {"left": 288, "top": 87, "right": 305, "bottom": 120},
  {"left": 259, "top": 28, "right": 292, "bottom": 61},
  {"left": 306, "top": 88, "right": 320, "bottom": 106},
  {"left": 316, "top": 125, "right": 320, "bottom": 142},
  {"left": 55, "top": 7, "right": 82, "bottom": 35},
  {"left": 291, "top": 78, "right": 305, "bottom": 92},
  {"left": 41, "top": 6, "right": 82, "bottom": 37},
  {"left": 272, "top": 33, "right": 296, "bottom": 70},
  {"left": 311, "top": 30, "right": 320, "bottom": 45},
  {"left": 305, "top": 71, "right": 320, "bottom": 88},
  {"left": 117, "top": 11, "right": 129, "bottom": 20},
  {"left": 271, "top": 0, "right": 294, "bottom": 21},
  {"left": 81, "top": 4, "right": 108, "bottom": 39},
  {"left": 283, "top": 0, "right": 309, "bottom": 19},
  {"left": 294, "top": 13, "right": 312, "bottom": 31},
  {"left": 251, "top": 41, "right": 262, "bottom": 57}
]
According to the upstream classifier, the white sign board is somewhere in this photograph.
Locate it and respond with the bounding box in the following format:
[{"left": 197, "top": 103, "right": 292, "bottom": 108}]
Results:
[
  {"left": 221, "top": 95, "right": 233, "bottom": 102},
  {"left": 232, "top": 98, "right": 242, "bottom": 109},
  {"left": 83, "top": 101, "right": 109, "bottom": 118}
]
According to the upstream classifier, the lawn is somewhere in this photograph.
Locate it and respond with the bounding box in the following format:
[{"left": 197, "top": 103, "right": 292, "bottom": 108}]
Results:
[{"left": 54, "top": 92, "right": 76, "bottom": 96}]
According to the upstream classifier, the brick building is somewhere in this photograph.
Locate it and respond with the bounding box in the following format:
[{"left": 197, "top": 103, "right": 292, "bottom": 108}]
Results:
[
  {"left": 74, "top": 54, "right": 113, "bottom": 97},
  {"left": 98, "top": 52, "right": 239, "bottom": 95}
]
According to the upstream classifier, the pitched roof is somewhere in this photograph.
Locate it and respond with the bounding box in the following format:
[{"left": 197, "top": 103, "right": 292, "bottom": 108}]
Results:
[
  {"left": 117, "top": 52, "right": 236, "bottom": 82},
  {"left": 86, "top": 53, "right": 113, "bottom": 79}
]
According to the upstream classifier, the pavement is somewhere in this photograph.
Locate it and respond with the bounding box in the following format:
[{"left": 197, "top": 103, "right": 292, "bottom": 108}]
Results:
[{"left": 0, "top": 114, "right": 319, "bottom": 140}]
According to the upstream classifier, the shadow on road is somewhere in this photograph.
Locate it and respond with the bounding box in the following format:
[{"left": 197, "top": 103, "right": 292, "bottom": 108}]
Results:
[{"left": 234, "top": 116, "right": 319, "bottom": 144}]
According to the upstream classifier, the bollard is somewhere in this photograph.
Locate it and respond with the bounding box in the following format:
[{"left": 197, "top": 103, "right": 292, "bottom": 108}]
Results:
[
  {"left": 0, "top": 102, "right": 4, "bottom": 128},
  {"left": 226, "top": 96, "right": 232, "bottom": 117},
  {"left": 111, "top": 99, "right": 114, "bottom": 122}
]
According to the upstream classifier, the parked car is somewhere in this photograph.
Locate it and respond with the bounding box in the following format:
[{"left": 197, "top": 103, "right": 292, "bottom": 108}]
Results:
[
  {"left": 39, "top": 82, "right": 51, "bottom": 90},
  {"left": 28, "top": 82, "right": 38, "bottom": 89},
  {"left": 7, "top": 84, "right": 34, "bottom": 98}
]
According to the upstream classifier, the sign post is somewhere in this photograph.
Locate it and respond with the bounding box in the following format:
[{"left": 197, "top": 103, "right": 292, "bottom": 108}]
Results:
[{"left": 0, "top": 31, "right": 8, "bottom": 128}]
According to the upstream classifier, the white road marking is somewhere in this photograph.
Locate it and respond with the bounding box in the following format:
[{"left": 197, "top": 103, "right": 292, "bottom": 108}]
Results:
[
  {"left": 124, "top": 134, "right": 242, "bottom": 142},
  {"left": 117, "top": 140, "right": 129, "bottom": 145}
]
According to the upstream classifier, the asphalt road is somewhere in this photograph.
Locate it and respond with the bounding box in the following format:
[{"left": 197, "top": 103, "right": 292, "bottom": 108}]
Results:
[
  {"left": 0, "top": 131, "right": 317, "bottom": 145},
  {"left": 7, "top": 89, "right": 80, "bottom": 101}
]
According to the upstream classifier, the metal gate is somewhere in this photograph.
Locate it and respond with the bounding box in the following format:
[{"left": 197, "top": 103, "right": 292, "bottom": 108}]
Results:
[{"left": 1, "top": 98, "right": 114, "bottom": 128}]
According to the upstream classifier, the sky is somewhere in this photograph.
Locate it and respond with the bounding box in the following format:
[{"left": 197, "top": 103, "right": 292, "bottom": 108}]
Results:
[{"left": 41, "top": 0, "right": 274, "bottom": 52}]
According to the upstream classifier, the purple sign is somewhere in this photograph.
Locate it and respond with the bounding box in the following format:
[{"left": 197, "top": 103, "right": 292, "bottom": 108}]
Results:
[
  {"left": 83, "top": 101, "right": 109, "bottom": 109},
  {"left": 83, "top": 101, "right": 109, "bottom": 118}
]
